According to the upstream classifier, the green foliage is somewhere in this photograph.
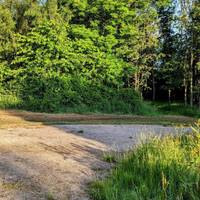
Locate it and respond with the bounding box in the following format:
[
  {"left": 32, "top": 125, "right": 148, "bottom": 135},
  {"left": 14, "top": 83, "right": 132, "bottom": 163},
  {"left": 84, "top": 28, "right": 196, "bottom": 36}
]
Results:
[
  {"left": 0, "top": 0, "right": 199, "bottom": 113},
  {"left": 90, "top": 123, "right": 200, "bottom": 200},
  {"left": 0, "top": 4, "right": 15, "bottom": 63},
  {"left": 0, "top": 5, "right": 14, "bottom": 43},
  {"left": 0, "top": 93, "right": 22, "bottom": 109},
  {"left": 3, "top": 20, "right": 140, "bottom": 113}
]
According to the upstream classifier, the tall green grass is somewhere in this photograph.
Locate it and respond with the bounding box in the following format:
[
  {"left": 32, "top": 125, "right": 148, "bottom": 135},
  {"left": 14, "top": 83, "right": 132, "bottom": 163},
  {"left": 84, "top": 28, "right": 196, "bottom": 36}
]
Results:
[
  {"left": 90, "top": 122, "right": 200, "bottom": 200},
  {"left": 153, "top": 102, "right": 200, "bottom": 118}
]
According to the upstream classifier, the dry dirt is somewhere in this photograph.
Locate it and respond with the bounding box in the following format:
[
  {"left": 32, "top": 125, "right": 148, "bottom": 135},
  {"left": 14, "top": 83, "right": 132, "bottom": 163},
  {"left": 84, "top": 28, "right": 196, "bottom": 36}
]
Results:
[
  {"left": 0, "top": 126, "right": 109, "bottom": 200},
  {"left": 0, "top": 110, "right": 193, "bottom": 200},
  {"left": 0, "top": 110, "right": 196, "bottom": 127}
]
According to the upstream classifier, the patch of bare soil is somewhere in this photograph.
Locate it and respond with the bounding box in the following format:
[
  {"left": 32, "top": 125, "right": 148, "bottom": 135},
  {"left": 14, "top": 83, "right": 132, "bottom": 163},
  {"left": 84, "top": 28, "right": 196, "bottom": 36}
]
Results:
[
  {"left": 0, "top": 110, "right": 197, "bottom": 128},
  {"left": 0, "top": 110, "right": 42, "bottom": 128},
  {"left": 0, "top": 126, "right": 109, "bottom": 200}
]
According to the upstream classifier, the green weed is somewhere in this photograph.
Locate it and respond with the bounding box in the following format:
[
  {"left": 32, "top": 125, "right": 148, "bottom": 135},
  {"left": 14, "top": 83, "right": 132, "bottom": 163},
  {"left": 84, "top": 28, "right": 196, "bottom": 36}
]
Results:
[
  {"left": 45, "top": 192, "right": 55, "bottom": 200},
  {"left": 102, "top": 152, "right": 119, "bottom": 163}
]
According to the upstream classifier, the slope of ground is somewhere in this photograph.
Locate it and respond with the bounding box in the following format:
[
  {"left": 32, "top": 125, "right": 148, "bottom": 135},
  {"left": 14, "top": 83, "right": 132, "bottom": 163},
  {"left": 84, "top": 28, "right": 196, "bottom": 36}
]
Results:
[
  {"left": 0, "top": 110, "right": 197, "bottom": 129},
  {"left": 0, "top": 124, "right": 190, "bottom": 200}
]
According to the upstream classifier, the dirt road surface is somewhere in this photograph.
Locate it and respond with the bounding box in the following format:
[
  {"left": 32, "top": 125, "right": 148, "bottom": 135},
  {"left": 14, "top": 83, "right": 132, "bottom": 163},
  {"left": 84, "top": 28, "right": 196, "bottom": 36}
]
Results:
[{"left": 0, "top": 125, "right": 190, "bottom": 200}]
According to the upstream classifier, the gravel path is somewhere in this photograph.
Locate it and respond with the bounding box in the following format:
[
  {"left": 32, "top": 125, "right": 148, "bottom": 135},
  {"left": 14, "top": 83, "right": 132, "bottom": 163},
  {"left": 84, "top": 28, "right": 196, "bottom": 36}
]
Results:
[
  {"left": 57, "top": 125, "right": 191, "bottom": 151},
  {"left": 0, "top": 125, "right": 190, "bottom": 200}
]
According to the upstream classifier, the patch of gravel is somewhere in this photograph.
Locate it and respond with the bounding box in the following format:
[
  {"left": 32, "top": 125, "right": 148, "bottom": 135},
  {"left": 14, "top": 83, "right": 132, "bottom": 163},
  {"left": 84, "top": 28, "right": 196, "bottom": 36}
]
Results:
[{"left": 57, "top": 125, "right": 191, "bottom": 151}]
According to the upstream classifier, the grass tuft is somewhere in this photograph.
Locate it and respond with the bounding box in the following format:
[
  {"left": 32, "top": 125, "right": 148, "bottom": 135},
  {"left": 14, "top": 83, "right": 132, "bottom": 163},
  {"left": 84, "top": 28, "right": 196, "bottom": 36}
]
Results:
[
  {"left": 102, "top": 152, "right": 119, "bottom": 163},
  {"left": 45, "top": 192, "right": 55, "bottom": 200}
]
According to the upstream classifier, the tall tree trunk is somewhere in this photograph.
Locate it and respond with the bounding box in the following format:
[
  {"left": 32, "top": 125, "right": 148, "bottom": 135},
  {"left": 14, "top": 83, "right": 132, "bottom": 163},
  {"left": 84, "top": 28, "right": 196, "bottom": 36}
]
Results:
[
  {"left": 183, "top": 78, "right": 187, "bottom": 106},
  {"left": 168, "top": 89, "right": 171, "bottom": 104},
  {"left": 134, "top": 73, "right": 143, "bottom": 100},
  {"left": 199, "top": 96, "right": 200, "bottom": 110},
  {"left": 152, "top": 70, "right": 156, "bottom": 102},
  {"left": 190, "top": 52, "right": 194, "bottom": 107},
  {"left": 134, "top": 73, "right": 139, "bottom": 92},
  {"left": 190, "top": 73, "right": 193, "bottom": 107}
]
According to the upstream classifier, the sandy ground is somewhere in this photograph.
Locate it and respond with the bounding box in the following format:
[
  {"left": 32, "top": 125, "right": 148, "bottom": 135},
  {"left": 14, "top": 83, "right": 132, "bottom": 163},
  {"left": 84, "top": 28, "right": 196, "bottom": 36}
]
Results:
[{"left": 0, "top": 125, "right": 190, "bottom": 200}]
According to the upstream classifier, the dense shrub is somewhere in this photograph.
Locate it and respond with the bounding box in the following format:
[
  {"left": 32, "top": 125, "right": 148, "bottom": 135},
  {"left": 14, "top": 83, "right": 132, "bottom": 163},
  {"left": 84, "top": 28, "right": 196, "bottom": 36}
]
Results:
[{"left": 0, "top": 21, "right": 152, "bottom": 114}]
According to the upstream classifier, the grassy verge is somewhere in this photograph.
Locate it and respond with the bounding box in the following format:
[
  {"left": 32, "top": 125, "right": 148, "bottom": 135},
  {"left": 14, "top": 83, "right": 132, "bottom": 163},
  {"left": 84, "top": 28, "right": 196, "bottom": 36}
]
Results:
[
  {"left": 90, "top": 122, "right": 200, "bottom": 200},
  {"left": 153, "top": 102, "right": 200, "bottom": 118},
  {"left": 0, "top": 94, "right": 199, "bottom": 120}
]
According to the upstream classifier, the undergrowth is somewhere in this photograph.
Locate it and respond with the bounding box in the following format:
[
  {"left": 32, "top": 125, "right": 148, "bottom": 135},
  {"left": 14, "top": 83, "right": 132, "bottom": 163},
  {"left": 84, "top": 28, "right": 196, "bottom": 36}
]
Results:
[
  {"left": 0, "top": 87, "right": 156, "bottom": 115},
  {"left": 154, "top": 102, "right": 200, "bottom": 118}
]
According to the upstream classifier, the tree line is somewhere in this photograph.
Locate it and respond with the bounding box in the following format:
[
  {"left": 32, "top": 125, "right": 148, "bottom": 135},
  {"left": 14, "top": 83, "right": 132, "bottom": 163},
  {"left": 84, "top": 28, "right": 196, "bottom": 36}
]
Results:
[{"left": 0, "top": 0, "right": 199, "bottom": 112}]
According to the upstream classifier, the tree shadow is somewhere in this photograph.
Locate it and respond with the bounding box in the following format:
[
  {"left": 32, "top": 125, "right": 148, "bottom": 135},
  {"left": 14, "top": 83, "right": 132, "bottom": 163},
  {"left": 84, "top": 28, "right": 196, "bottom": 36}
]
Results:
[{"left": 0, "top": 153, "right": 58, "bottom": 199}]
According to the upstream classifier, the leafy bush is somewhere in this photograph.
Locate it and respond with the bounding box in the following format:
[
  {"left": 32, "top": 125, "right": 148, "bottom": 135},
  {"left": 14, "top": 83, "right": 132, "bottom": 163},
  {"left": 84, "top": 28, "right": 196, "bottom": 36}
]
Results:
[
  {"left": 0, "top": 22, "right": 153, "bottom": 114},
  {"left": 0, "top": 93, "right": 22, "bottom": 109},
  {"left": 90, "top": 122, "right": 200, "bottom": 200}
]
